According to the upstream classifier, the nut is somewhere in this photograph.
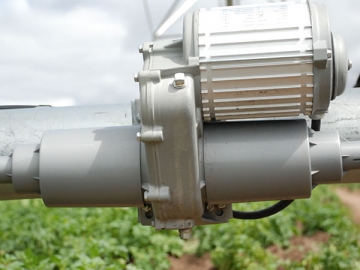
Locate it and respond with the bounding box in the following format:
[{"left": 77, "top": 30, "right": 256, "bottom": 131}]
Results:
[
  {"left": 179, "top": 229, "right": 192, "bottom": 240},
  {"left": 143, "top": 205, "right": 152, "bottom": 212},
  {"left": 133, "top": 73, "right": 139, "bottom": 82}
]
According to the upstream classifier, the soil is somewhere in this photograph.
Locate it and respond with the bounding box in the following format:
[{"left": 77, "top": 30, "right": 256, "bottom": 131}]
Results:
[
  {"left": 169, "top": 187, "right": 360, "bottom": 269},
  {"left": 336, "top": 187, "right": 360, "bottom": 224},
  {"left": 169, "top": 253, "right": 216, "bottom": 270},
  {"left": 267, "top": 231, "right": 330, "bottom": 262},
  {"left": 169, "top": 231, "right": 331, "bottom": 270}
]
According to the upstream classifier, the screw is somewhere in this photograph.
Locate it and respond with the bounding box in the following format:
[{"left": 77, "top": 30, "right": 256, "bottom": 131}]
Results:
[
  {"left": 348, "top": 59, "right": 353, "bottom": 70},
  {"left": 206, "top": 204, "right": 214, "bottom": 211},
  {"left": 143, "top": 205, "right": 152, "bottom": 212},
  {"left": 173, "top": 73, "right": 186, "bottom": 88},
  {"left": 217, "top": 203, "right": 226, "bottom": 209},
  {"left": 179, "top": 229, "right": 192, "bottom": 240},
  {"left": 134, "top": 73, "right": 139, "bottom": 82},
  {"left": 138, "top": 44, "right": 143, "bottom": 53}
]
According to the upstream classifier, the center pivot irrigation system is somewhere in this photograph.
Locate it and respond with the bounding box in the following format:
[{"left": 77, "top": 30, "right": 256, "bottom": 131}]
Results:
[{"left": 0, "top": 1, "right": 359, "bottom": 239}]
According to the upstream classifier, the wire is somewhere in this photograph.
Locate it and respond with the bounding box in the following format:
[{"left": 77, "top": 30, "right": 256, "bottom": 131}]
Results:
[
  {"left": 233, "top": 184, "right": 318, "bottom": 220},
  {"left": 233, "top": 200, "right": 294, "bottom": 220},
  {"left": 233, "top": 120, "right": 321, "bottom": 220}
]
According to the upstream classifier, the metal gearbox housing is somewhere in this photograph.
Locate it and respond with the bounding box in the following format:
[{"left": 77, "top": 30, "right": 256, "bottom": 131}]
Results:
[
  {"left": 137, "top": 70, "right": 203, "bottom": 230},
  {"left": 135, "top": 0, "right": 352, "bottom": 234},
  {"left": 136, "top": 46, "right": 232, "bottom": 230}
]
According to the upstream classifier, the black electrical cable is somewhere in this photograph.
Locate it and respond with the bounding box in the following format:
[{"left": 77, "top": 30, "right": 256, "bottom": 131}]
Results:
[
  {"left": 233, "top": 120, "right": 321, "bottom": 220},
  {"left": 233, "top": 200, "right": 294, "bottom": 220}
]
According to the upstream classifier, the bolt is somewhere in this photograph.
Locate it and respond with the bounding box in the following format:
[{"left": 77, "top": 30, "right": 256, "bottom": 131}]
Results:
[
  {"left": 144, "top": 191, "right": 149, "bottom": 202},
  {"left": 173, "top": 73, "right": 186, "bottom": 88},
  {"left": 134, "top": 73, "right": 139, "bottom": 82},
  {"left": 206, "top": 204, "right": 214, "bottom": 211},
  {"left": 138, "top": 44, "right": 143, "bottom": 53},
  {"left": 348, "top": 59, "right": 353, "bottom": 70},
  {"left": 143, "top": 205, "right": 152, "bottom": 212},
  {"left": 136, "top": 132, "right": 142, "bottom": 142},
  {"left": 327, "top": 50, "right": 332, "bottom": 59},
  {"left": 179, "top": 228, "right": 192, "bottom": 240},
  {"left": 215, "top": 208, "right": 224, "bottom": 216},
  {"left": 217, "top": 203, "right": 226, "bottom": 209}
]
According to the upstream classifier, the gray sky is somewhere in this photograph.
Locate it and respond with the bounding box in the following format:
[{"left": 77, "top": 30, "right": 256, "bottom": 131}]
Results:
[{"left": 0, "top": 0, "right": 359, "bottom": 106}]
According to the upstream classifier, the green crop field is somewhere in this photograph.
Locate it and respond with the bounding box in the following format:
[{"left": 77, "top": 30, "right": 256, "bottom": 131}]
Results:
[{"left": 1, "top": 185, "right": 360, "bottom": 270}]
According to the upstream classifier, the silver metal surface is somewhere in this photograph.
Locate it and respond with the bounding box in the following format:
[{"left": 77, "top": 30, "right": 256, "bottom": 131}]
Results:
[
  {"left": 199, "top": 2, "right": 316, "bottom": 121},
  {"left": 0, "top": 104, "right": 132, "bottom": 156},
  {"left": 39, "top": 125, "right": 142, "bottom": 207},
  {"left": 0, "top": 104, "right": 132, "bottom": 200},
  {"left": 321, "top": 89, "right": 360, "bottom": 141},
  {"left": 12, "top": 144, "right": 40, "bottom": 194},
  {"left": 0, "top": 157, "right": 11, "bottom": 184},
  {"left": 309, "top": 130, "right": 343, "bottom": 184},
  {"left": 137, "top": 69, "right": 203, "bottom": 230},
  {"left": 204, "top": 120, "right": 312, "bottom": 204}
]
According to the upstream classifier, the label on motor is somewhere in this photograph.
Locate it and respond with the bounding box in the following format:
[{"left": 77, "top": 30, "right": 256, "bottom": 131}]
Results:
[{"left": 199, "top": 1, "right": 310, "bottom": 33}]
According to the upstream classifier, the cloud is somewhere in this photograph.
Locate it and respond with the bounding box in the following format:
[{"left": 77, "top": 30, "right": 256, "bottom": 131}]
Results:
[
  {"left": 0, "top": 0, "right": 359, "bottom": 107},
  {"left": 0, "top": 0, "right": 140, "bottom": 106}
]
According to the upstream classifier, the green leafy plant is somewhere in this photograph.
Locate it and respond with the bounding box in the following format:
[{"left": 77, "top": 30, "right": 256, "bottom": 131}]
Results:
[{"left": 1, "top": 185, "right": 360, "bottom": 269}]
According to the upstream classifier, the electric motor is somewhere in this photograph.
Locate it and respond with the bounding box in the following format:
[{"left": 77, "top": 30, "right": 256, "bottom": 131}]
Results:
[{"left": 181, "top": 1, "right": 351, "bottom": 121}]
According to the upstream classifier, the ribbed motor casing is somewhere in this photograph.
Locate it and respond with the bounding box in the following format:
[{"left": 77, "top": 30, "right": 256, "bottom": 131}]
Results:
[{"left": 198, "top": 2, "right": 315, "bottom": 121}]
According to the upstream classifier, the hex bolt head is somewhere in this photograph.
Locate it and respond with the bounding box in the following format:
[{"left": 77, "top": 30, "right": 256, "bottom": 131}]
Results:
[
  {"left": 348, "top": 59, "right": 353, "bottom": 70},
  {"left": 138, "top": 44, "right": 143, "bottom": 54},
  {"left": 179, "top": 229, "right": 192, "bottom": 240},
  {"left": 206, "top": 204, "right": 214, "bottom": 211},
  {"left": 173, "top": 73, "right": 186, "bottom": 88},
  {"left": 217, "top": 203, "right": 226, "bottom": 209},
  {"left": 134, "top": 73, "right": 139, "bottom": 82},
  {"left": 143, "top": 205, "right": 152, "bottom": 212}
]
